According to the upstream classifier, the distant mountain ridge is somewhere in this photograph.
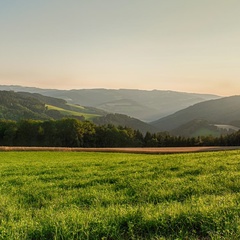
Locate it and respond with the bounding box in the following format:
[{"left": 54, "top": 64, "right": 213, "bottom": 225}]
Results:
[
  {"left": 0, "top": 85, "right": 220, "bottom": 122},
  {"left": 151, "top": 95, "right": 240, "bottom": 135}
]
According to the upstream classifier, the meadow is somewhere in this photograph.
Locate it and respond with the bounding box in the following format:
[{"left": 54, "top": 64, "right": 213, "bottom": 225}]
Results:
[
  {"left": 0, "top": 150, "right": 240, "bottom": 239},
  {"left": 46, "top": 104, "right": 100, "bottom": 120}
]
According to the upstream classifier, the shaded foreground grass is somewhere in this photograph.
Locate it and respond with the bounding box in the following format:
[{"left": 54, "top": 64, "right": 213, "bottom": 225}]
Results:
[{"left": 0, "top": 151, "right": 240, "bottom": 239}]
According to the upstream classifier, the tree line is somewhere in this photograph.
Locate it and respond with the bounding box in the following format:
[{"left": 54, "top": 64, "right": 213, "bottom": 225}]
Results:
[{"left": 0, "top": 118, "right": 240, "bottom": 147}]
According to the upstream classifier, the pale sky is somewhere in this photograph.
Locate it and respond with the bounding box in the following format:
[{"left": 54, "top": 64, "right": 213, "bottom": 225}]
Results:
[{"left": 0, "top": 0, "right": 240, "bottom": 96}]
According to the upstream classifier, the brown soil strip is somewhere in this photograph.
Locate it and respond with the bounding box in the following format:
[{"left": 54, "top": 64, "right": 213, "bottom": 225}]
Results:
[{"left": 0, "top": 146, "right": 240, "bottom": 154}]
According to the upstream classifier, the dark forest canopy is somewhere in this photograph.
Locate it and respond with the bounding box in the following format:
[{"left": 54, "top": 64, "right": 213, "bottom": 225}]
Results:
[{"left": 0, "top": 118, "right": 240, "bottom": 148}]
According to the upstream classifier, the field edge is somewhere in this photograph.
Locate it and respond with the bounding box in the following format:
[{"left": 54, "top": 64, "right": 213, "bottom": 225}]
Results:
[{"left": 0, "top": 146, "right": 240, "bottom": 154}]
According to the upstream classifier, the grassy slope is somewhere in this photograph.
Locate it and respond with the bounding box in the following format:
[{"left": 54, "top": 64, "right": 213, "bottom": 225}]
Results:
[
  {"left": 46, "top": 104, "right": 100, "bottom": 120},
  {"left": 1, "top": 151, "right": 240, "bottom": 239},
  {"left": 192, "top": 127, "right": 220, "bottom": 137}
]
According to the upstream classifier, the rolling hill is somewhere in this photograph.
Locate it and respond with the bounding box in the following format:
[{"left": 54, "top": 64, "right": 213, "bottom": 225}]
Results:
[
  {"left": 0, "top": 91, "right": 104, "bottom": 121},
  {"left": 92, "top": 113, "right": 158, "bottom": 134},
  {"left": 0, "top": 85, "right": 220, "bottom": 122},
  {"left": 0, "top": 91, "right": 50, "bottom": 121},
  {"left": 171, "top": 119, "right": 238, "bottom": 137},
  {"left": 0, "top": 91, "right": 157, "bottom": 134},
  {"left": 17, "top": 92, "right": 105, "bottom": 120},
  {"left": 151, "top": 95, "right": 240, "bottom": 135}
]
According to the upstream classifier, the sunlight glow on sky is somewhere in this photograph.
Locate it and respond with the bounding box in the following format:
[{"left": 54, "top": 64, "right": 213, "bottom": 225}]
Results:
[{"left": 0, "top": 0, "right": 240, "bottom": 96}]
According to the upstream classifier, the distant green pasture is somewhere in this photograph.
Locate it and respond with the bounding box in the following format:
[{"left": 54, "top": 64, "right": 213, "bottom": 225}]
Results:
[
  {"left": 0, "top": 151, "right": 240, "bottom": 239},
  {"left": 191, "top": 127, "right": 220, "bottom": 137},
  {"left": 66, "top": 103, "right": 84, "bottom": 110},
  {"left": 46, "top": 104, "right": 99, "bottom": 120}
]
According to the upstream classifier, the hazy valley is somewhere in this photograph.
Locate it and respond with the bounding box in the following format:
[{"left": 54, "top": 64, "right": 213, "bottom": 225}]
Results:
[{"left": 0, "top": 85, "right": 240, "bottom": 137}]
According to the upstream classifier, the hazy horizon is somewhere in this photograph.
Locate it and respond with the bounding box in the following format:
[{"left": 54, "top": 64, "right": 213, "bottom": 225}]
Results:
[
  {"left": 0, "top": 83, "right": 225, "bottom": 97},
  {"left": 1, "top": 1, "right": 240, "bottom": 96}
]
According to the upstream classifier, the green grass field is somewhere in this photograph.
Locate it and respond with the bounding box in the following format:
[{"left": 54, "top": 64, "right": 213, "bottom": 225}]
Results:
[{"left": 0, "top": 151, "right": 240, "bottom": 239}]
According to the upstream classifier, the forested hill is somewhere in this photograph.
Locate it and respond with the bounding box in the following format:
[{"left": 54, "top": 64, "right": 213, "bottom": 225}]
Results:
[
  {"left": 151, "top": 95, "right": 240, "bottom": 132},
  {"left": 0, "top": 91, "right": 50, "bottom": 120},
  {"left": 93, "top": 113, "right": 158, "bottom": 134},
  {"left": 0, "top": 91, "right": 104, "bottom": 121}
]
